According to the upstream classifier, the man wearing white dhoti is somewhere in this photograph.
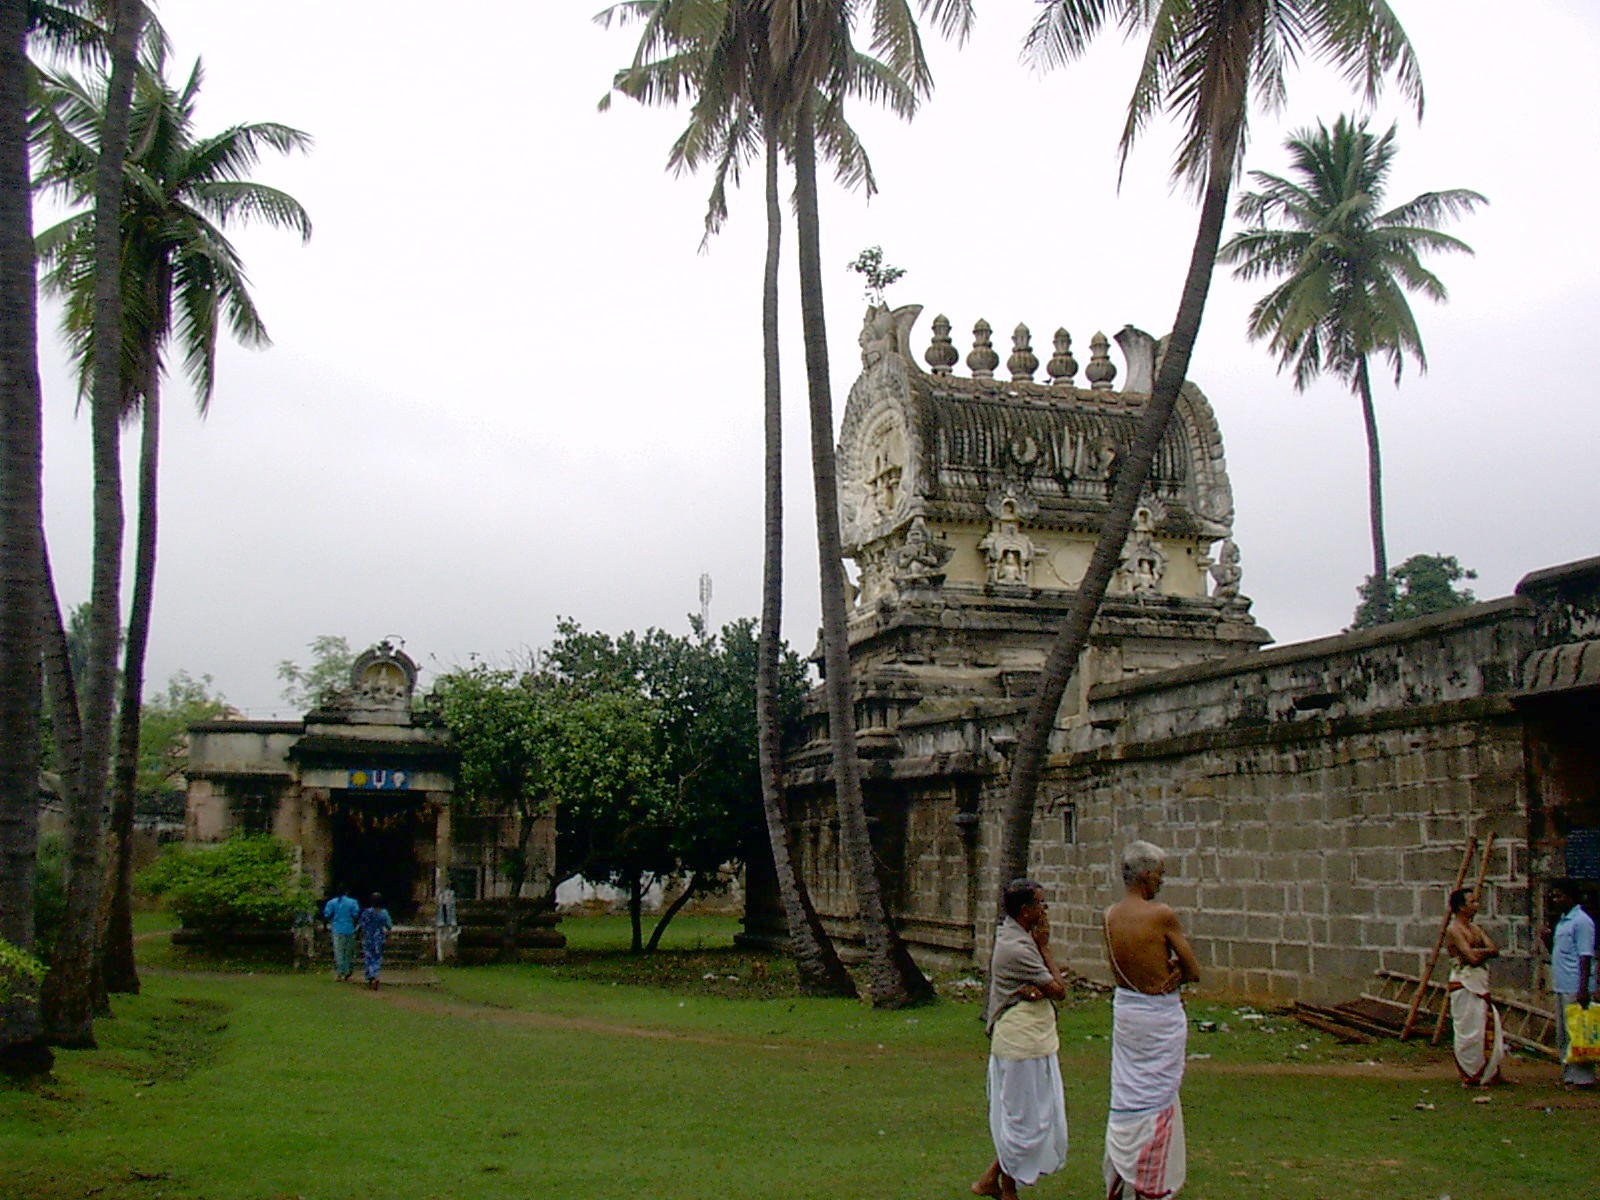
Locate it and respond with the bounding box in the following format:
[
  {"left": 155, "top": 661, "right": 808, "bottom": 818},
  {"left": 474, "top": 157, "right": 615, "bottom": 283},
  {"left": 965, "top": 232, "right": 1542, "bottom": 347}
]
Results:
[
  {"left": 1103, "top": 842, "right": 1201, "bottom": 1200},
  {"left": 1444, "top": 887, "right": 1506, "bottom": 1086},
  {"left": 972, "top": 879, "right": 1069, "bottom": 1200}
]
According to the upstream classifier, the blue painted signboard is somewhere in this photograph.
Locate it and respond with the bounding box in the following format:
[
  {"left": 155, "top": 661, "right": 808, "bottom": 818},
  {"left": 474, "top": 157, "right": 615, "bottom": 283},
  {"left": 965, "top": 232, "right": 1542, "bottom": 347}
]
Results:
[{"left": 346, "top": 769, "right": 411, "bottom": 791}]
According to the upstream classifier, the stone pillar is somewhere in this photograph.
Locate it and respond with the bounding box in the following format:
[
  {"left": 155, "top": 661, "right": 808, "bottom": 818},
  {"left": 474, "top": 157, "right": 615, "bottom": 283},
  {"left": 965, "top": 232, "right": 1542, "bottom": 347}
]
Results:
[{"left": 434, "top": 801, "right": 453, "bottom": 891}]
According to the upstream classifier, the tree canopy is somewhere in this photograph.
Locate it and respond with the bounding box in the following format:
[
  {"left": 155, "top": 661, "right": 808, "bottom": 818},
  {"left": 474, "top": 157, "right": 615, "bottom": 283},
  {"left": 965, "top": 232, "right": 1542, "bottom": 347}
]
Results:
[{"left": 1351, "top": 553, "right": 1477, "bottom": 629}]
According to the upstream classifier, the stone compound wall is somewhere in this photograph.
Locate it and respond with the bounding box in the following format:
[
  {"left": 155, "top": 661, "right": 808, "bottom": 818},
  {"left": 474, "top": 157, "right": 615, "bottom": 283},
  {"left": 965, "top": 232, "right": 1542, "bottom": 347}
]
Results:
[{"left": 972, "top": 598, "right": 1539, "bottom": 1002}]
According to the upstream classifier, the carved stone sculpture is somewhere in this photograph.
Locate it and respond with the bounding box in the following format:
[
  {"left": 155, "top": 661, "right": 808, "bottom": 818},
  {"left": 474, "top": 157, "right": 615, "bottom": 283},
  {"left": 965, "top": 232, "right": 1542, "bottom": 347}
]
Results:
[
  {"left": 979, "top": 491, "right": 1038, "bottom": 589},
  {"left": 894, "top": 516, "right": 953, "bottom": 585},
  {"left": 1116, "top": 502, "right": 1168, "bottom": 595}
]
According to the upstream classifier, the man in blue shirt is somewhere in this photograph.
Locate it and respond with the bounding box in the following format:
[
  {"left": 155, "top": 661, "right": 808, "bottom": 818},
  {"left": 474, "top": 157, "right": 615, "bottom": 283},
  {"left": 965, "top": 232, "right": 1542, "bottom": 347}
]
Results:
[
  {"left": 1547, "top": 880, "right": 1594, "bottom": 1086},
  {"left": 322, "top": 886, "right": 361, "bottom": 982}
]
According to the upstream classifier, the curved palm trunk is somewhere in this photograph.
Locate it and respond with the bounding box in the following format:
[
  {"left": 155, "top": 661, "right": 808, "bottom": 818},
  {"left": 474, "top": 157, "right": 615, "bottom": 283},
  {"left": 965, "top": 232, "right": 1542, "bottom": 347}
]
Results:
[
  {"left": 0, "top": 0, "right": 51, "bottom": 1076},
  {"left": 43, "top": 0, "right": 143, "bottom": 1047},
  {"left": 1354, "top": 355, "right": 1389, "bottom": 622},
  {"left": 792, "top": 98, "right": 930, "bottom": 1008},
  {"left": 998, "top": 165, "right": 1236, "bottom": 888},
  {"left": 755, "top": 119, "right": 855, "bottom": 997},
  {"left": 102, "top": 379, "right": 159, "bottom": 996}
]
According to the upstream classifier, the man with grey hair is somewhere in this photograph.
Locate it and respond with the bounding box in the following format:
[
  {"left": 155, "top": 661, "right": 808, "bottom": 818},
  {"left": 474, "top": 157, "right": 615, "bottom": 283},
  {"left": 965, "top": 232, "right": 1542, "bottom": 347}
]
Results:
[
  {"left": 1102, "top": 842, "right": 1200, "bottom": 1199},
  {"left": 972, "top": 878, "right": 1068, "bottom": 1200}
]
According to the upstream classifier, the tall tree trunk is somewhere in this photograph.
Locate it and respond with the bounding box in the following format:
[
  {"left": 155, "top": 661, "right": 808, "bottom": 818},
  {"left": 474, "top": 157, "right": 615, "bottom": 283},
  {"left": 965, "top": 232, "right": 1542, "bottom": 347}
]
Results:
[
  {"left": 40, "top": 542, "right": 88, "bottom": 1004},
  {"left": 791, "top": 97, "right": 930, "bottom": 1008},
  {"left": 1354, "top": 355, "right": 1389, "bottom": 623},
  {"left": 103, "top": 378, "right": 160, "bottom": 996},
  {"left": 645, "top": 871, "right": 702, "bottom": 953},
  {"left": 0, "top": 0, "right": 51, "bottom": 1077},
  {"left": 998, "top": 164, "right": 1236, "bottom": 888},
  {"left": 628, "top": 873, "right": 644, "bottom": 953},
  {"left": 755, "top": 119, "right": 855, "bottom": 998},
  {"left": 42, "top": 0, "right": 143, "bottom": 1047}
]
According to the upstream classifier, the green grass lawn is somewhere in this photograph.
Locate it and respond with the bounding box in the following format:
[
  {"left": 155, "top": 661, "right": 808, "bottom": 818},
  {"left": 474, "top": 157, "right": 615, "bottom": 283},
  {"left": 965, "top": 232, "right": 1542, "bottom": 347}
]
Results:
[{"left": 2, "top": 914, "right": 1588, "bottom": 1200}]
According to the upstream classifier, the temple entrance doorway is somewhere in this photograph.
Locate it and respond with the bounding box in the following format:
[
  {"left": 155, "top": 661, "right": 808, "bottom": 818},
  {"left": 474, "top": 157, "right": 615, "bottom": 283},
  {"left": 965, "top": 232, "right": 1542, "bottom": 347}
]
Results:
[{"left": 327, "top": 792, "right": 426, "bottom": 920}]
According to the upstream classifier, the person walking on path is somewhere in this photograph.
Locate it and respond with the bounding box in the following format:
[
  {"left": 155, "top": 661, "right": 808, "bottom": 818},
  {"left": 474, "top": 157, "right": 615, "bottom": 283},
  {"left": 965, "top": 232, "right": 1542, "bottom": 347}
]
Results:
[
  {"left": 1544, "top": 880, "right": 1594, "bottom": 1087},
  {"left": 972, "top": 878, "right": 1069, "bottom": 1200},
  {"left": 1103, "top": 841, "right": 1201, "bottom": 1200},
  {"left": 321, "top": 886, "right": 360, "bottom": 981},
  {"left": 358, "top": 893, "right": 393, "bottom": 991},
  {"left": 1443, "top": 887, "right": 1506, "bottom": 1086}
]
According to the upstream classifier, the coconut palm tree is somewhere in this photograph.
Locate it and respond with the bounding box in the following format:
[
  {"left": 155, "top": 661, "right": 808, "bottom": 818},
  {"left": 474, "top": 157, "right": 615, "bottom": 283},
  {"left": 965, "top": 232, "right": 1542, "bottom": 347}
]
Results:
[
  {"left": 10, "top": 0, "right": 146, "bottom": 1050},
  {"left": 769, "top": 0, "right": 974, "bottom": 1008},
  {"left": 0, "top": 0, "right": 51, "bottom": 1073},
  {"left": 996, "top": 0, "right": 1423, "bottom": 886},
  {"left": 603, "top": 0, "right": 971, "bottom": 1006},
  {"left": 34, "top": 50, "right": 310, "bottom": 1005},
  {"left": 599, "top": 0, "right": 879, "bottom": 998},
  {"left": 1221, "top": 116, "right": 1483, "bottom": 623}
]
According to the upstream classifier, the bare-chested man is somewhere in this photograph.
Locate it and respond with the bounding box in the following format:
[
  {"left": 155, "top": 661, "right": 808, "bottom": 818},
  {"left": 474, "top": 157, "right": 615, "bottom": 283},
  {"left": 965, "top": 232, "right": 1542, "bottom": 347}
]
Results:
[
  {"left": 1102, "top": 841, "right": 1200, "bottom": 1200},
  {"left": 1444, "top": 887, "right": 1506, "bottom": 1086}
]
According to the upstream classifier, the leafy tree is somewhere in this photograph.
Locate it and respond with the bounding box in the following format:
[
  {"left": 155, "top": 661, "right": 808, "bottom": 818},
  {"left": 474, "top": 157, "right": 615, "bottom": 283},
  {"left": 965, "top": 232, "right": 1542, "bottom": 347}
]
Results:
[
  {"left": 996, "top": 0, "right": 1422, "bottom": 887},
  {"left": 1351, "top": 552, "right": 1477, "bottom": 630},
  {"left": 547, "top": 687, "right": 674, "bottom": 952},
  {"left": 35, "top": 49, "right": 310, "bottom": 999},
  {"left": 846, "top": 244, "right": 903, "bottom": 305},
  {"left": 547, "top": 617, "right": 808, "bottom": 951},
  {"left": 1222, "top": 116, "right": 1484, "bottom": 623},
  {"left": 135, "top": 670, "right": 231, "bottom": 805},
  {"left": 277, "top": 635, "right": 355, "bottom": 712},
  {"left": 432, "top": 663, "right": 562, "bottom": 958},
  {"left": 137, "top": 834, "right": 313, "bottom": 937}
]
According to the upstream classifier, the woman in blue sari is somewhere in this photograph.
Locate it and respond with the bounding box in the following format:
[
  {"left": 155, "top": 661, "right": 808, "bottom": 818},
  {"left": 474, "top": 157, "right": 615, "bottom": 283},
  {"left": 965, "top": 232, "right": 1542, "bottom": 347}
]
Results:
[{"left": 357, "top": 893, "right": 393, "bottom": 990}]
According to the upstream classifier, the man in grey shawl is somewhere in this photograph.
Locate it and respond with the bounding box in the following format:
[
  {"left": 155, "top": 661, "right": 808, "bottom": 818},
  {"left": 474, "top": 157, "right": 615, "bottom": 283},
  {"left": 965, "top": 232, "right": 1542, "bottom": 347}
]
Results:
[{"left": 972, "top": 878, "right": 1068, "bottom": 1200}]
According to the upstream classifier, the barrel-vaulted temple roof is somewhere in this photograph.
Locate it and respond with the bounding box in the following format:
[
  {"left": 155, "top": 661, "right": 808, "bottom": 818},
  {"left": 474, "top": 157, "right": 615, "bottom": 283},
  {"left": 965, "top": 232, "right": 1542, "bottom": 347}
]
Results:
[{"left": 837, "top": 305, "right": 1237, "bottom": 554}]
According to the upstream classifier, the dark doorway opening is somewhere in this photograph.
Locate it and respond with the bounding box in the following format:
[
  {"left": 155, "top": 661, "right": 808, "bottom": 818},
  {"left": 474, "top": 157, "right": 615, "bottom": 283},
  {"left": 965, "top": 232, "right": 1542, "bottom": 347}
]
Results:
[{"left": 328, "top": 792, "right": 424, "bottom": 920}]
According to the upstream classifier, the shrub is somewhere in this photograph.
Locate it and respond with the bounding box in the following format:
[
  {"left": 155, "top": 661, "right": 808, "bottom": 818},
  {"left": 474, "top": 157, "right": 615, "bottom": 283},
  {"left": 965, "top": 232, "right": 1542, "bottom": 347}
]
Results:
[
  {"left": 0, "top": 937, "right": 43, "bottom": 1003},
  {"left": 137, "top": 834, "right": 314, "bottom": 935},
  {"left": 33, "top": 832, "right": 66, "bottom": 960}
]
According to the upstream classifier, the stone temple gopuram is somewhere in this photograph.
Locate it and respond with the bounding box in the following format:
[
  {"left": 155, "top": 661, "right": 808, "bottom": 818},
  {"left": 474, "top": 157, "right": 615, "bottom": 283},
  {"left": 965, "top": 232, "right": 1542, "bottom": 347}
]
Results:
[
  {"left": 783, "top": 304, "right": 1269, "bottom": 960},
  {"left": 781, "top": 303, "right": 1600, "bottom": 1006}
]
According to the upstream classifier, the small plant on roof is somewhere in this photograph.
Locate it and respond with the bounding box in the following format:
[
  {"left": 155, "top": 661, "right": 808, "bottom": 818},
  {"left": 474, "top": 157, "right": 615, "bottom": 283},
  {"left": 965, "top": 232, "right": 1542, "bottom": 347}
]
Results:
[{"left": 848, "top": 245, "right": 906, "bottom": 306}]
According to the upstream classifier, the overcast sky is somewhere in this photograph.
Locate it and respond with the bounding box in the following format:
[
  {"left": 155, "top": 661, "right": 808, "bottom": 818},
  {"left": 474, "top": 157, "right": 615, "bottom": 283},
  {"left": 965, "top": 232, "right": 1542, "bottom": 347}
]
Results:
[{"left": 35, "top": 1, "right": 1600, "bottom": 718}]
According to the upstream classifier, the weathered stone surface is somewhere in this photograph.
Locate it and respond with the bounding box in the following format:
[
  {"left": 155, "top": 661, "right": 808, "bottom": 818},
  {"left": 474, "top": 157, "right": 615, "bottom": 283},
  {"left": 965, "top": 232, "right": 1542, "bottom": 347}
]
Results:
[{"left": 783, "top": 305, "right": 1600, "bottom": 1005}]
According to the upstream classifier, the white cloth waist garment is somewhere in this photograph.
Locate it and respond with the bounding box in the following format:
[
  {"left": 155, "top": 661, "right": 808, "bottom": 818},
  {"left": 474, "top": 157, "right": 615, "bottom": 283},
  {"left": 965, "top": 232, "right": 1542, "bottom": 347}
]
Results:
[
  {"left": 1449, "top": 962, "right": 1490, "bottom": 997},
  {"left": 1110, "top": 988, "right": 1187, "bottom": 1114},
  {"left": 1104, "top": 1100, "right": 1185, "bottom": 1199},
  {"left": 991, "top": 997, "right": 1060, "bottom": 1060},
  {"left": 988, "top": 1053, "right": 1068, "bottom": 1186}
]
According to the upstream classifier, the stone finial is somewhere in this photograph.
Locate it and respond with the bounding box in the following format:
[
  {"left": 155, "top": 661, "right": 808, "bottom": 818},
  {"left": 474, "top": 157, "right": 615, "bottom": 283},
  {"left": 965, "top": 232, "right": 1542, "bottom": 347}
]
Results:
[
  {"left": 1086, "top": 330, "right": 1117, "bottom": 391},
  {"left": 1114, "top": 325, "right": 1160, "bottom": 394},
  {"left": 925, "top": 313, "right": 959, "bottom": 375},
  {"left": 967, "top": 319, "right": 999, "bottom": 379},
  {"left": 1047, "top": 328, "right": 1078, "bottom": 387},
  {"left": 1007, "top": 323, "right": 1038, "bottom": 383}
]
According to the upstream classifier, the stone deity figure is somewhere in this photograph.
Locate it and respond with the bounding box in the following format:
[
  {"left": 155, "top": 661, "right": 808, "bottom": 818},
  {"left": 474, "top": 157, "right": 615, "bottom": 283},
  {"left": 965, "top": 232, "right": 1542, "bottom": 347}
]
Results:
[
  {"left": 1116, "top": 505, "right": 1167, "bottom": 595},
  {"left": 980, "top": 498, "right": 1037, "bottom": 589},
  {"left": 895, "top": 516, "right": 953, "bottom": 584}
]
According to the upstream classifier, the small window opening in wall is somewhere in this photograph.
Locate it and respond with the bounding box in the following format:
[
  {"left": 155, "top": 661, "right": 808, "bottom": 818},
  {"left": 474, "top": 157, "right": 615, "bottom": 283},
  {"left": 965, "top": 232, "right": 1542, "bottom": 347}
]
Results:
[{"left": 1062, "top": 804, "right": 1077, "bottom": 846}]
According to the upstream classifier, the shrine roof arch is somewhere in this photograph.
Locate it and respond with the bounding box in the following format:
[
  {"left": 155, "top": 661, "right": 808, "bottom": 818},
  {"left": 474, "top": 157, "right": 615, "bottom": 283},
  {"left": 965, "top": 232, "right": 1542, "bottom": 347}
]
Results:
[{"left": 837, "top": 304, "right": 1236, "bottom": 556}]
